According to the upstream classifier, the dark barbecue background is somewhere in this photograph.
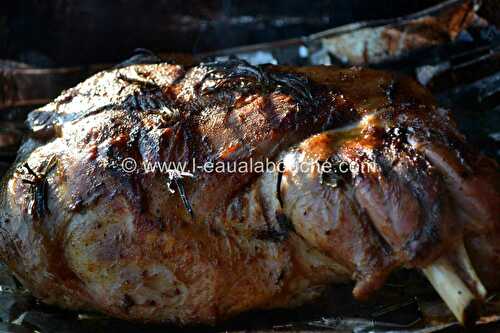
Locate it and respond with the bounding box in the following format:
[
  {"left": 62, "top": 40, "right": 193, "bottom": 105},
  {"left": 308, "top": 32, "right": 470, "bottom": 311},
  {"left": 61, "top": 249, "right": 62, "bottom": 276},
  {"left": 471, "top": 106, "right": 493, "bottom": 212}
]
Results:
[{"left": 0, "top": 0, "right": 450, "bottom": 65}]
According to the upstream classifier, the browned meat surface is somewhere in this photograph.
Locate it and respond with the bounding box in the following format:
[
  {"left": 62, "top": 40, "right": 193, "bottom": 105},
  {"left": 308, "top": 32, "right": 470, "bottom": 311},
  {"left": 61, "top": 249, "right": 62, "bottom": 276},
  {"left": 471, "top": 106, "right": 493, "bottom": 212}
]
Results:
[{"left": 0, "top": 60, "right": 499, "bottom": 325}]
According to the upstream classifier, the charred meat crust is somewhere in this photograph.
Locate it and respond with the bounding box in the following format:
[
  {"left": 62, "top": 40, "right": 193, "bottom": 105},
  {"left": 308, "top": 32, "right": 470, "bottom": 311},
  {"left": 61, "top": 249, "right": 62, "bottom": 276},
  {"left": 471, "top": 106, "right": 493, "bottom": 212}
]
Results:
[{"left": 0, "top": 60, "right": 498, "bottom": 324}]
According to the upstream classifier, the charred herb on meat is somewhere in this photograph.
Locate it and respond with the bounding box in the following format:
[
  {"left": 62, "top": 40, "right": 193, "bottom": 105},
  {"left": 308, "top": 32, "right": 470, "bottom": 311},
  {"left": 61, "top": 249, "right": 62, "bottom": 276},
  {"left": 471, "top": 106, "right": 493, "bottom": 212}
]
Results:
[
  {"left": 19, "top": 155, "right": 58, "bottom": 221},
  {"left": 197, "top": 59, "right": 315, "bottom": 107},
  {"left": 164, "top": 169, "right": 195, "bottom": 219}
]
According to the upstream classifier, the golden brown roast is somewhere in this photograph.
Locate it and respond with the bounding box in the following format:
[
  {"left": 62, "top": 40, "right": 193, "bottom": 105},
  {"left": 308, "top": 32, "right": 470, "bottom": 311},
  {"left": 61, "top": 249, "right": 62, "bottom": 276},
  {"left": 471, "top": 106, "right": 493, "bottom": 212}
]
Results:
[{"left": 0, "top": 60, "right": 499, "bottom": 325}]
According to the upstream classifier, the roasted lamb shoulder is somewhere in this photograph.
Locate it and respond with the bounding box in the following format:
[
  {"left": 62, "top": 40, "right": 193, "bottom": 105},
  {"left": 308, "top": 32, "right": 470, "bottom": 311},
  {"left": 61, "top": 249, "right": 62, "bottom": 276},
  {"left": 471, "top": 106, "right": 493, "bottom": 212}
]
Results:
[{"left": 0, "top": 60, "right": 499, "bottom": 325}]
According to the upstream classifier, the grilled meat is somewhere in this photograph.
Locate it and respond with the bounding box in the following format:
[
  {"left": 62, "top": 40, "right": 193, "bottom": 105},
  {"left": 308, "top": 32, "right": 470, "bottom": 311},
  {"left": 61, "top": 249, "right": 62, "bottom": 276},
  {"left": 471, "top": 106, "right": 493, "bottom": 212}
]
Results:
[{"left": 0, "top": 60, "right": 499, "bottom": 325}]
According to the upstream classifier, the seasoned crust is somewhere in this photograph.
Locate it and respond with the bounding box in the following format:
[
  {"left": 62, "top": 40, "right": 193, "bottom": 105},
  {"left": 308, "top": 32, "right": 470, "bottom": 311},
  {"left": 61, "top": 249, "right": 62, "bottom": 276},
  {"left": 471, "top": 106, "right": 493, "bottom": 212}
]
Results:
[{"left": 0, "top": 60, "right": 498, "bottom": 324}]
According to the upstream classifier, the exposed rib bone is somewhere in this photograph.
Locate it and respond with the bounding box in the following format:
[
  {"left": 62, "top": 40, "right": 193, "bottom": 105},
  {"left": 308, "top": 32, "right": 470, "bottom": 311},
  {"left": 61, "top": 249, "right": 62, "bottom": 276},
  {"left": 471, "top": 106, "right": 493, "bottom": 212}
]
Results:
[
  {"left": 449, "top": 241, "right": 487, "bottom": 300},
  {"left": 422, "top": 252, "right": 482, "bottom": 326}
]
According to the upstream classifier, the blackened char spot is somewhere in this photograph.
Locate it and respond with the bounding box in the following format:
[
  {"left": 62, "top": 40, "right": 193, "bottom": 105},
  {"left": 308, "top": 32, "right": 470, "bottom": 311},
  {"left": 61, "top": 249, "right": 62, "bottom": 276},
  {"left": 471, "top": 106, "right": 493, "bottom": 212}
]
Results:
[
  {"left": 122, "top": 294, "right": 135, "bottom": 311},
  {"left": 255, "top": 212, "right": 294, "bottom": 242},
  {"left": 276, "top": 212, "right": 294, "bottom": 233},
  {"left": 276, "top": 160, "right": 284, "bottom": 208}
]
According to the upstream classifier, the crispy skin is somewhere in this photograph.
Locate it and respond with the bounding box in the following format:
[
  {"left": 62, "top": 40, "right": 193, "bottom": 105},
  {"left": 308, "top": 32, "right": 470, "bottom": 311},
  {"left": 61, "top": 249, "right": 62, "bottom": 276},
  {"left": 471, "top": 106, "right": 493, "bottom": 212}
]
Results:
[{"left": 0, "top": 61, "right": 499, "bottom": 324}]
